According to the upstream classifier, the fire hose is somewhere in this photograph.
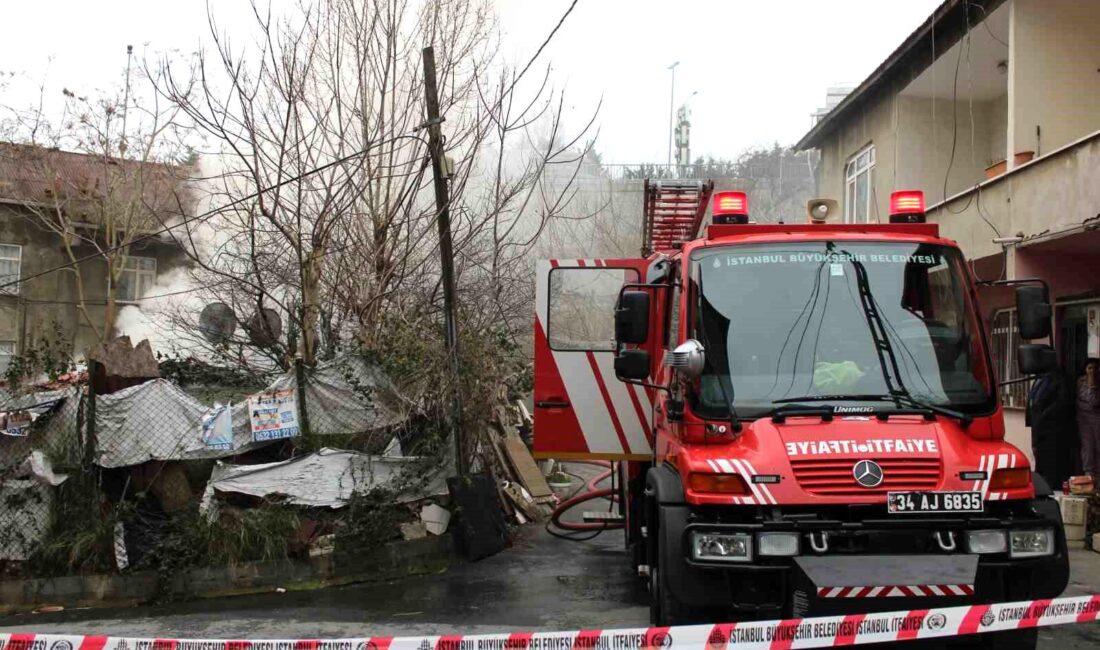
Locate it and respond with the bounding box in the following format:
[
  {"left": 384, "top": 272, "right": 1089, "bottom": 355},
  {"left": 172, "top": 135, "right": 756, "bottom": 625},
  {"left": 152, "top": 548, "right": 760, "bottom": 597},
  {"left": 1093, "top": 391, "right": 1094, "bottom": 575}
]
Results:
[{"left": 546, "top": 460, "right": 624, "bottom": 541}]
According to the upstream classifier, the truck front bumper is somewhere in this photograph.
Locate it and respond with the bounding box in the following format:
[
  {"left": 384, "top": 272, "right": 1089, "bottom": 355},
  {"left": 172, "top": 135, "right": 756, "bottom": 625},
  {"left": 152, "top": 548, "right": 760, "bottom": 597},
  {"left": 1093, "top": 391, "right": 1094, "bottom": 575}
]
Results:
[{"left": 660, "top": 497, "right": 1070, "bottom": 616}]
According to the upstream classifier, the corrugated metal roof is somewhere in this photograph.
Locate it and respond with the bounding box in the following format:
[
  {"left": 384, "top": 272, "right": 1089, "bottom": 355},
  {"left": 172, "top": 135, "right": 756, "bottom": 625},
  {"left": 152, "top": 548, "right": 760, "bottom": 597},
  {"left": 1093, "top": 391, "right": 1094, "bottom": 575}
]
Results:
[{"left": 0, "top": 142, "right": 192, "bottom": 222}]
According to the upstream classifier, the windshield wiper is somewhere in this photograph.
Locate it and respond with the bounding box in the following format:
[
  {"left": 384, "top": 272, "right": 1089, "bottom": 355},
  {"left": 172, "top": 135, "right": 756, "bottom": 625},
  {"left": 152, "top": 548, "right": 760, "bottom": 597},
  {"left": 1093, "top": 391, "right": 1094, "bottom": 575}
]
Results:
[{"left": 772, "top": 394, "right": 972, "bottom": 427}]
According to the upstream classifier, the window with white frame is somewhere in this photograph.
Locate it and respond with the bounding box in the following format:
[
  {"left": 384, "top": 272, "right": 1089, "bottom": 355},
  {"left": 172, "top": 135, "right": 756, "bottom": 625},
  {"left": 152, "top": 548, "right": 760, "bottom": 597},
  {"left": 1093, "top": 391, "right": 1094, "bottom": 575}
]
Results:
[
  {"left": 0, "top": 244, "right": 22, "bottom": 295},
  {"left": 116, "top": 256, "right": 157, "bottom": 303},
  {"left": 844, "top": 144, "right": 875, "bottom": 223},
  {"left": 0, "top": 342, "right": 15, "bottom": 374},
  {"left": 991, "top": 309, "right": 1028, "bottom": 408}
]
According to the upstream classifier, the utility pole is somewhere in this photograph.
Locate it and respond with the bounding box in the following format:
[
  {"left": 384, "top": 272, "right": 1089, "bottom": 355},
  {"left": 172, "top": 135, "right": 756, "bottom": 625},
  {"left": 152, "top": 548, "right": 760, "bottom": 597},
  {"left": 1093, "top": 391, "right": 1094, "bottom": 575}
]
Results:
[
  {"left": 421, "top": 46, "right": 465, "bottom": 476},
  {"left": 667, "top": 61, "right": 679, "bottom": 166}
]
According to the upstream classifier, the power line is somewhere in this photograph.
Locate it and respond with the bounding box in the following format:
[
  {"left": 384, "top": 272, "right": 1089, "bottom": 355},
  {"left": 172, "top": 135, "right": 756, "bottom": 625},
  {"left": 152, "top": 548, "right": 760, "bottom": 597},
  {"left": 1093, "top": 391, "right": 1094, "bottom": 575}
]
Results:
[
  {"left": 1, "top": 134, "right": 422, "bottom": 293},
  {"left": 12, "top": 283, "right": 219, "bottom": 306}
]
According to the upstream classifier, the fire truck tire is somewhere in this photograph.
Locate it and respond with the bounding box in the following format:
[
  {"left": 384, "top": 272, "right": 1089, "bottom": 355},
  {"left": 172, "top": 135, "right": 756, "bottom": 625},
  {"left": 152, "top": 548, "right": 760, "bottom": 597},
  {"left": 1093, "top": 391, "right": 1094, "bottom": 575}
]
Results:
[{"left": 650, "top": 564, "right": 695, "bottom": 626}]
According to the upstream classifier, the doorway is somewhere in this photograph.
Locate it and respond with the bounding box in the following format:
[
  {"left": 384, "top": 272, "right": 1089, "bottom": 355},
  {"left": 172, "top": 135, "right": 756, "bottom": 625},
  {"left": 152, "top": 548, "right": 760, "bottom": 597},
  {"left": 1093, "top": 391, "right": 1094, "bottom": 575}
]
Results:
[{"left": 1059, "top": 302, "right": 1098, "bottom": 382}]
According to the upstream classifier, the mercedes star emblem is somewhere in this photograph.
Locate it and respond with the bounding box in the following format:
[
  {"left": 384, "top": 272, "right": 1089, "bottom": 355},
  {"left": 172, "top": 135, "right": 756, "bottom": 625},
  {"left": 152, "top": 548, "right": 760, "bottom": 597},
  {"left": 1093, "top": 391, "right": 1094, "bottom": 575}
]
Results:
[{"left": 853, "top": 459, "right": 884, "bottom": 488}]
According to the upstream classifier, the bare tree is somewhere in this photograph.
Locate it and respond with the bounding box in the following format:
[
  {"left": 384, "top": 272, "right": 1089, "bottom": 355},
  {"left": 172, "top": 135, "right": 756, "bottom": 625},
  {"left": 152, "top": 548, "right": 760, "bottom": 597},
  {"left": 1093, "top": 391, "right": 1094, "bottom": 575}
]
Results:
[{"left": 148, "top": 0, "right": 595, "bottom": 424}]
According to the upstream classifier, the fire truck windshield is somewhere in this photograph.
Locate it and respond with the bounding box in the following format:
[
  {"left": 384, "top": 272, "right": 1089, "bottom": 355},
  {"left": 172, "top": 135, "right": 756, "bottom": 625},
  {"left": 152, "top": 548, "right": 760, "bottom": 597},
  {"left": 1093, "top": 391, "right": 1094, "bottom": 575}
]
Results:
[{"left": 689, "top": 241, "right": 996, "bottom": 418}]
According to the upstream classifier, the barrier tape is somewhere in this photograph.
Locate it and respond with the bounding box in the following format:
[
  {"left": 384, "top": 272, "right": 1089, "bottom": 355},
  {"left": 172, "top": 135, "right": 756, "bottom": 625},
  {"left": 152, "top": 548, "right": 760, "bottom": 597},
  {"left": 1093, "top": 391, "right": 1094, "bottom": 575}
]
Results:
[{"left": 3, "top": 594, "right": 1099, "bottom": 650}]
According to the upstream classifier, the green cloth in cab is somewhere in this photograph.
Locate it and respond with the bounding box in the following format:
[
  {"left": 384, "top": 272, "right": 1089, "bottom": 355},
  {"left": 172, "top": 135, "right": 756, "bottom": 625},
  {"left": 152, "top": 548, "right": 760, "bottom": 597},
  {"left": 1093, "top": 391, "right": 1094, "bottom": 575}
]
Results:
[{"left": 813, "top": 360, "right": 865, "bottom": 392}]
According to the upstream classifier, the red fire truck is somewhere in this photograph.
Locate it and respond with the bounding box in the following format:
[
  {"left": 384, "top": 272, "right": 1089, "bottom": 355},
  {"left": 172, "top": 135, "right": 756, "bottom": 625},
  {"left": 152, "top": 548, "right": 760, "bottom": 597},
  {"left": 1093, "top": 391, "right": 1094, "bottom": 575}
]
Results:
[{"left": 532, "top": 180, "right": 1068, "bottom": 647}]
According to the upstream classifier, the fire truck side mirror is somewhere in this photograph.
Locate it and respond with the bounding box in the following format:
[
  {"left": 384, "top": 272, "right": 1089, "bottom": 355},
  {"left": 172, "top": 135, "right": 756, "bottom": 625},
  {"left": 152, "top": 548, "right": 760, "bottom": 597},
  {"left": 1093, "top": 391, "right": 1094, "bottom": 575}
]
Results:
[
  {"left": 614, "top": 349, "right": 651, "bottom": 380},
  {"left": 1015, "top": 286, "right": 1052, "bottom": 340},
  {"left": 615, "top": 291, "right": 650, "bottom": 345},
  {"left": 1018, "top": 344, "right": 1057, "bottom": 375}
]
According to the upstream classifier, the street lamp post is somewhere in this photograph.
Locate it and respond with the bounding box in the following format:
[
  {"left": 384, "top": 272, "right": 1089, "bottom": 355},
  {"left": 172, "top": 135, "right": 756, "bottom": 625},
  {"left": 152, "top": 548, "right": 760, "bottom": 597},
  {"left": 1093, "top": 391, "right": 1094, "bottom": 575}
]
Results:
[{"left": 667, "top": 61, "right": 679, "bottom": 166}]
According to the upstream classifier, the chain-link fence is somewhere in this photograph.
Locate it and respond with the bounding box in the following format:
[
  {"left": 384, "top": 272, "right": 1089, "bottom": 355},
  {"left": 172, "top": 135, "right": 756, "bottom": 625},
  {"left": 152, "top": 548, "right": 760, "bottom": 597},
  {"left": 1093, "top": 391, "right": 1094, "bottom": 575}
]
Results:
[{"left": 0, "top": 353, "right": 451, "bottom": 581}]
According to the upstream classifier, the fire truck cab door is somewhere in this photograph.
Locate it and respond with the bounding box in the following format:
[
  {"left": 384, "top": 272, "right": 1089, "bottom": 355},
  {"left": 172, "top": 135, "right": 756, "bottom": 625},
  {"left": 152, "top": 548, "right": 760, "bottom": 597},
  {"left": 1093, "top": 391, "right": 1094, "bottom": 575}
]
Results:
[{"left": 533, "top": 259, "right": 654, "bottom": 461}]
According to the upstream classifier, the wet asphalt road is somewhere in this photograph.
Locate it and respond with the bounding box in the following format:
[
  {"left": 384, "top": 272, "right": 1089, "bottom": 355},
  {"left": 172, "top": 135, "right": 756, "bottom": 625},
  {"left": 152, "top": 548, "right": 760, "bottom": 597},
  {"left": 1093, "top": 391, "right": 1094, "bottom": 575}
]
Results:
[
  {"left": 0, "top": 521, "right": 645, "bottom": 637},
  {"left": 1, "top": 486, "right": 1099, "bottom": 647},
  {"left": 2, "top": 526, "right": 1100, "bottom": 647}
]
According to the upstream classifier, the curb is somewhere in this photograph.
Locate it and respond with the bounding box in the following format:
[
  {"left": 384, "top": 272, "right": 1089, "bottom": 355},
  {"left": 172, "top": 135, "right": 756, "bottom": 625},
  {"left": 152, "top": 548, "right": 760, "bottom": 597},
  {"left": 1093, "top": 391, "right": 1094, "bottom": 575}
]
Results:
[{"left": 0, "top": 534, "right": 454, "bottom": 613}]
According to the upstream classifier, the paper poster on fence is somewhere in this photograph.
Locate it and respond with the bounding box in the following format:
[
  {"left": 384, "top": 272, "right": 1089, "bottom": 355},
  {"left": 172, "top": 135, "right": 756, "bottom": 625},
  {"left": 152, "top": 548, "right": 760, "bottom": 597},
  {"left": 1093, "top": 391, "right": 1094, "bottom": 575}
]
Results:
[
  {"left": 201, "top": 403, "right": 234, "bottom": 450},
  {"left": 0, "top": 398, "right": 63, "bottom": 437},
  {"left": 2, "top": 410, "right": 33, "bottom": 437},
  {"left": 249, "top": 389, "right": 300, "bottom": 442}
]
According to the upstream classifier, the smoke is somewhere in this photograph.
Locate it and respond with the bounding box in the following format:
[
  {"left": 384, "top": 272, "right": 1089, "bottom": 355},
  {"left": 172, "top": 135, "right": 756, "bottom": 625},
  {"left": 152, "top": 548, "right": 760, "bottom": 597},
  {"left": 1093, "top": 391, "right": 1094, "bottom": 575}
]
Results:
[
  {"left": 114, "top": 155, "right": 243, "bottom": 359},
  {"left": 114, "top": 266, "right": 205, "bottom": 358}
]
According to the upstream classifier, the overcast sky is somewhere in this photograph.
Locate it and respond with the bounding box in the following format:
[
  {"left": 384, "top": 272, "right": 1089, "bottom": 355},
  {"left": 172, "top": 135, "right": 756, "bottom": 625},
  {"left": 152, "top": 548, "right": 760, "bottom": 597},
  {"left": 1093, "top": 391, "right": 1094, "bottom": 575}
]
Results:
[{"left": 1, "top": 0, "right": 940, "bottom": 164}]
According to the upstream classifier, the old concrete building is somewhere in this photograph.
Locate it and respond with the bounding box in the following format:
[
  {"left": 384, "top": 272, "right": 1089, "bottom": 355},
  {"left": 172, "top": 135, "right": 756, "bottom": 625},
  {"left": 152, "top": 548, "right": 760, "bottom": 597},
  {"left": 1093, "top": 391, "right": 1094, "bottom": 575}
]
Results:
[
  {"left": 0, "top": 143, "right": 192, "bottom": 371},
  {"left": 795, "top": 0, "right": 1100, "bottom": 456}
]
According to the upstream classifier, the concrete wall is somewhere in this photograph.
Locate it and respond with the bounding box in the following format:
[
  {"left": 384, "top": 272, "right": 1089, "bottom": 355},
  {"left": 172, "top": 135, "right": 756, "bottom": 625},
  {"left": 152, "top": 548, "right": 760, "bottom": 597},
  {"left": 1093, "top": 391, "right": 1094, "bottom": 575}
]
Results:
[
  {"left": 987, "top": 95, "right": 1008, "bottom": 165},
  {"left": 1009, "top": 0, "right": 1100, "bottom": 164},
  {"left": 927, "top": 132, "right": 1100, "bottom": 261},
  {"left": 815, "top": 89, "right": 1003, "bottom": 222},
  {"left": 817, "top": 95, "right": 1004, "bottom": 222},
  {"left": 0, "top": 203, "right": 186, "bottom": 360},
  {"left": 895, "top": 96, "right": 1000, "bottom": 202},
  {"left": 816, "top": 88, "right": 897, "bottom": 223}
]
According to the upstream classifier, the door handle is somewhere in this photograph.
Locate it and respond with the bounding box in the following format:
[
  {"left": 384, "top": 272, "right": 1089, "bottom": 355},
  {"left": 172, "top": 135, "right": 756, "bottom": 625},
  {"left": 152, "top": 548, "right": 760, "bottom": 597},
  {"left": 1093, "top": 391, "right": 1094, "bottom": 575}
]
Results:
[{"left": 535, "top": 400, "right": 571, "bottom": 409}]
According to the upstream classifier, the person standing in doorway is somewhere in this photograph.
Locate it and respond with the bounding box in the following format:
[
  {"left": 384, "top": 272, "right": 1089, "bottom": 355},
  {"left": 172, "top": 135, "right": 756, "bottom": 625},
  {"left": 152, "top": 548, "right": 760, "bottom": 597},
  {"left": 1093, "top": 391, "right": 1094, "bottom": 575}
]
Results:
[
  {"left": 1027, "top": 366, "right": 1074, "bottom": 489},
  {"left": 1077, "top": 358, "right": 1100, "bottom": 480}
]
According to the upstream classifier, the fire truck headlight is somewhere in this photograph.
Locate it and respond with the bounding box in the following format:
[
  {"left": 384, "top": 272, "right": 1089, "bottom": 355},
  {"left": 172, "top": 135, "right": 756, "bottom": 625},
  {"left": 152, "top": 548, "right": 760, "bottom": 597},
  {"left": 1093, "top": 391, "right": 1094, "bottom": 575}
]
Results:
[
  {"left": 965, "top": 529, "right": 1007, "bottom": 554},
  {"left": 691, "top": 532, "right": 752, "bottom": 562},
  {"left": 757, "top": 532, "right": 799, "bottom": 556},
  {"left": 1009, "top": 529, "right": 1054, "bottom": 558}
]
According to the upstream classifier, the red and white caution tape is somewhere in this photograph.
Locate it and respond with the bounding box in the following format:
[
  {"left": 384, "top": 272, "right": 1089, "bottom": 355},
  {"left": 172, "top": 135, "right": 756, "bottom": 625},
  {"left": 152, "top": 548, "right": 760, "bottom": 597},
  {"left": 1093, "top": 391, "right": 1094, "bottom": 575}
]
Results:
[{"left": 2, "top": 594, "right": 1098, "bottom": 650}]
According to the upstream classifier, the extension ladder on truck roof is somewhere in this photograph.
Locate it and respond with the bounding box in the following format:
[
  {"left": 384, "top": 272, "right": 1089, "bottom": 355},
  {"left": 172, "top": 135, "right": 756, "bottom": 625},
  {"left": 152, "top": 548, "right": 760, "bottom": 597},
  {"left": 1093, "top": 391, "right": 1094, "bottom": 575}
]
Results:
[{"left": 640, "top": 179, "right": 714, "bottom": 256}]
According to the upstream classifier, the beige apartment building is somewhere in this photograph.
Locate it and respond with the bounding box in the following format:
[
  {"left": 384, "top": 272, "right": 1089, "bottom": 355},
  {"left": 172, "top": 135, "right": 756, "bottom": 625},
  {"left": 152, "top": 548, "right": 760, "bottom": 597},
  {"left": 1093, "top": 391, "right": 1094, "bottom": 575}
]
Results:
[{"left": 796, "top": 0, "right": 1100, "bottom": 457}]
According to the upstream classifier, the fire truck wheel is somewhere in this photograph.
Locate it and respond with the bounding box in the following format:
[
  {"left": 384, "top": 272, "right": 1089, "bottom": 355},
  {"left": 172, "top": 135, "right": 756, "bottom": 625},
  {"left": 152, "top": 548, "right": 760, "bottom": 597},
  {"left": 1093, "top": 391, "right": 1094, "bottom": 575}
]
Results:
[{"left": 649, "top": 565, "right": 687, "bottom": 626}]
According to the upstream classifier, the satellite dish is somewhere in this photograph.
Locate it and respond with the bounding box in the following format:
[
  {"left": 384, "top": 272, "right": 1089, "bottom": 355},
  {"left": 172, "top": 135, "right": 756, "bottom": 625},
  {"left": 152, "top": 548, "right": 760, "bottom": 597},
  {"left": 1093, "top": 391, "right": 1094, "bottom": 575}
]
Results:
[
  {"left": 245, "top": 308, "right": 283, "bottom": 347},
  {"left": 199, "top": 302, "right": 237, "bottom": 345}
]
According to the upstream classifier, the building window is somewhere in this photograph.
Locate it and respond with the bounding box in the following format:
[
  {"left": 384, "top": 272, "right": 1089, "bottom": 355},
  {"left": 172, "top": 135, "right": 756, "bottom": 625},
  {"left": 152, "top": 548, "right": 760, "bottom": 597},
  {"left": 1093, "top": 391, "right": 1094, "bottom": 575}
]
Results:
[
  {"left": 844, "top": 144, "right": 875, "bottom": 223},
  {"left": 991, "top": 309, "right": 1028, "bottom": 408},
  {"left": 0, "top": 244, "right": 22, "bottom": 295},
  {"left": 116, "top": 256, "right": 157, "bottom": 303},
  {"left": 0, "top": 342, "right": 15, "bottom": 374}
]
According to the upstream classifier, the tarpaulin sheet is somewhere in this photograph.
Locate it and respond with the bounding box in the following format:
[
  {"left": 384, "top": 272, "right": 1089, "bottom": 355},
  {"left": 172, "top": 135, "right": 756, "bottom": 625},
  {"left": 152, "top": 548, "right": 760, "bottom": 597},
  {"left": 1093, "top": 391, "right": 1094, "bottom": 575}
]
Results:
[
  {"left": 94, "top": 355, "right": 407, "bottom": 468},
  {"left": 94, "top": 378, "right": 241, "bottom": 468},
  {"left": 0, "top": 388, "right": 80, "bottom": 473},
  {"left": 205, "top": 447, "right": 448, "bottom": 508},
  {"left": 0, "top": 479, "right": 52, "bottom": 561}
]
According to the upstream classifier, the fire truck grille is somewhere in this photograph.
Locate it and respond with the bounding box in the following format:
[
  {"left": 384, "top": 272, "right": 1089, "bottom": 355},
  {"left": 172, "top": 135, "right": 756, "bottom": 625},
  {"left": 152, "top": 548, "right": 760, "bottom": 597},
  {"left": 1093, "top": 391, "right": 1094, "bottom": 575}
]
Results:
[{"left": 791, "top": 458, "right": 942, "bottom": 496}]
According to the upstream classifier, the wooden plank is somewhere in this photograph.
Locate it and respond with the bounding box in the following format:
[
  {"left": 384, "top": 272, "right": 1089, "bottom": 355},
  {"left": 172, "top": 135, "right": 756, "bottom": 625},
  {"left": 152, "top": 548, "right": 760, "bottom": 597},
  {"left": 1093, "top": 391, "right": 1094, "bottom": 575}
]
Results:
[
  {"left": 515, "top": 400, "right": 532, "bottom": 426},
  {"left": 501, "top": 436, "right": 553, "bottom": 499},
  {"left": 502, "top": 483, "right": 542, "bottom": 520},
  {"left": 487, "top": 430, "right": 517, "bottom": 482}
]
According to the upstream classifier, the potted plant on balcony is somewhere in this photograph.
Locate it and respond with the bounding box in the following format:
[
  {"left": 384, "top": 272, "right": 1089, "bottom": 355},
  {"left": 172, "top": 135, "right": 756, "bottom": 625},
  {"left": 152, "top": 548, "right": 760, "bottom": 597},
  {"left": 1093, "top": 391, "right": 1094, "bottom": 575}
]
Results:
[{"left": 985, "top": 151, "right": 1036, "bottom": 179}]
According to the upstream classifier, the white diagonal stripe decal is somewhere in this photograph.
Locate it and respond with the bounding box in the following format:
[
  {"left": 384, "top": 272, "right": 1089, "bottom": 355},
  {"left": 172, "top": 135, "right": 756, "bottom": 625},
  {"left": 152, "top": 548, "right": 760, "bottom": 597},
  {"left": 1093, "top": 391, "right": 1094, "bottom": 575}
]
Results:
[
  {"left": 972, "top": 455, "right": 986, "bottom": 492},
  {"left": 715, "top": 458, "right": 736, "bottom": 474},
  {"left": 592, "top": 352, "right": 650, "bottom": 454},
  {"left": 742, "top": 459, "right": 777, "bottom": 504},
  {"left": 730, "top": 459, "right": 766, "bottom": 505}
]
